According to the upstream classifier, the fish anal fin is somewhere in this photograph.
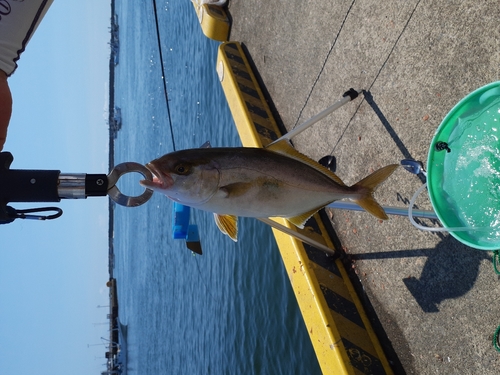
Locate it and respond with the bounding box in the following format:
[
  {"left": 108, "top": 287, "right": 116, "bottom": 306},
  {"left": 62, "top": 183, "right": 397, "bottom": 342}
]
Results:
[
  {"left": 352, "top": 164, "right": 399, "bottom": 220},
  {"left": 285, "top": 207, "right": 321, "bottom": 229},
  {"left": 266, "top": 140, "right": 347, "bottom": 187},
  {"left": 214, "top": 213, "right": 238, "bottom": 241}
]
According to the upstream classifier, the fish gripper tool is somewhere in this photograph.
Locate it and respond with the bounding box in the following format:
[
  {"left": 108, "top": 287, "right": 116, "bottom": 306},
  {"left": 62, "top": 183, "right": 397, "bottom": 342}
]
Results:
[{"left": 0, "top": 151, "right": 154, "bottom": 224}]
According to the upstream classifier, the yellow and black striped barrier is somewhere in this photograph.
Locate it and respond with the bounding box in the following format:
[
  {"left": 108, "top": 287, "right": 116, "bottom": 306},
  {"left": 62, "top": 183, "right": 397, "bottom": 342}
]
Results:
[{"left": 217, "top": 41, "right": 394, "bottom": 375}]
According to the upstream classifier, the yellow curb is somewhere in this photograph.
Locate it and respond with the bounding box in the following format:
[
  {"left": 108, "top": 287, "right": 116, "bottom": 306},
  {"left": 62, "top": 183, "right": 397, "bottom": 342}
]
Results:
[
  {"left": 217, "top": 41, "right": 394, "bottom": 375},
  {"left": 192, "top": 2, "right": 230, "bottom": 41}
]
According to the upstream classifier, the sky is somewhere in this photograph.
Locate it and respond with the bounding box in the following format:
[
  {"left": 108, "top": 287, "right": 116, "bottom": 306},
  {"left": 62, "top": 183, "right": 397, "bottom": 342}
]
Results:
[{"left": 0, "top": 2, "right": 113, "bottom": 374}]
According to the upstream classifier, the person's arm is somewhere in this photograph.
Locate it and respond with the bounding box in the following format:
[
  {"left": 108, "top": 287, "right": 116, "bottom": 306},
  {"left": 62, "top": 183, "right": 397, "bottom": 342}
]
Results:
[
  {"left": 0, "top": 70, "right": 12, "bottom": 151},
  {"left": 0, "top": 0, "right": 53, "bottom": 150}
]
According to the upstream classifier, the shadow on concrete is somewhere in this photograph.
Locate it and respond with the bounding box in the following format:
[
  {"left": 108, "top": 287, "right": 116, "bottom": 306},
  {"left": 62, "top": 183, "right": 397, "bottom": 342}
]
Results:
[
  {"left": 353, "top": 238, "right": 491, "bottom": 312},
  {"left": 363, "top": 90, "right": 426, "bottom": 184},
  {"left": 362, "top": 91, "right": 492, "bottom": 311}
]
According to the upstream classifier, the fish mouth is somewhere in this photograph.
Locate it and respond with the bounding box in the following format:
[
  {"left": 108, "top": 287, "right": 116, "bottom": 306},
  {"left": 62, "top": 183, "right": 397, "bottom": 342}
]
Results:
[{"left": 140, "top": 163, "right": 174, "bottom": 191}]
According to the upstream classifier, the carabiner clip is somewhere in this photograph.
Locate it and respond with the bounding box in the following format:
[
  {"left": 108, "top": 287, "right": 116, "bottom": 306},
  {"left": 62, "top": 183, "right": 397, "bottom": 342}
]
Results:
[
  {"left": 10, "top": 206, "right": 63, "bottom": 221},
  {"left": 107, "top": 162, "right": 154, "bottom": 207}
]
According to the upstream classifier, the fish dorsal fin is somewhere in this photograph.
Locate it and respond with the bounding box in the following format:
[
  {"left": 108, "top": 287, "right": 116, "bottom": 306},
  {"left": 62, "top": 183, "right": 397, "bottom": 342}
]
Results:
[
  {"left": 213, "top": 213, "right": 238, "bottom": 242},
  {"left": 266, "top": 139, "right": 347, "bottom": 187},
  {"left": 284, "top": 207, "right": 322, "bottom": 229}
]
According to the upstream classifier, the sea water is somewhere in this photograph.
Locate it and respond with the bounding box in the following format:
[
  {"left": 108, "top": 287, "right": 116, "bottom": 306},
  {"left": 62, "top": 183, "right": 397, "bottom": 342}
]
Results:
[
  {"left": 441, "top": 94, "right": 500, "bottom": 245},
  {"left": 111, "top": 1, "right": 321, "bottom": 374}
]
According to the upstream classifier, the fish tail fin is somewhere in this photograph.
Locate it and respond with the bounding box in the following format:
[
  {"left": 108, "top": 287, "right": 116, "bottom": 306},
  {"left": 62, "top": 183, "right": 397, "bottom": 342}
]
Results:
[{"left": 352, "top": 164, "right": 399, "bottom": 220}]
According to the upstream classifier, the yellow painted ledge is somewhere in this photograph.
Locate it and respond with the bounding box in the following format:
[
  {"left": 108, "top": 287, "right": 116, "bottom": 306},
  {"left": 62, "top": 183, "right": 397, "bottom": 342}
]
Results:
[
  {"left": 217, "top": 41, "right": 394, "bottom": 375},
  {"left": 192, "top": 2, "right": 230, "bottom": 42}
]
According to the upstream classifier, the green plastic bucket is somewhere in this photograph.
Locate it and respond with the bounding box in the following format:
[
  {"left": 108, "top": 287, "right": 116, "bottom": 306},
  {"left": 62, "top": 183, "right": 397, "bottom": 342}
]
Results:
[{"left": 427, "top": 81, "right": 500, "bottom": 250}]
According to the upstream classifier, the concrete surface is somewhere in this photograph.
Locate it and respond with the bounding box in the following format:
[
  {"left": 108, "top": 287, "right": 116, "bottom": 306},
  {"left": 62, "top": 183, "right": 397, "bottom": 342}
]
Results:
[{"left": 227, "top": 0, "right": 500, "bottom": 374}]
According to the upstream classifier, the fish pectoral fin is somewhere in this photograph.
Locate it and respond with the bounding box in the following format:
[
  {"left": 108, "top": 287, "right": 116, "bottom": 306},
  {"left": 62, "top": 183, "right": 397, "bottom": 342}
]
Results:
[
  {"left": 214, "top": 213, "right": 238, "bottom": 242},
  {"left": 266, "top": 139, "right": 347, "bottom": 187},
  {"left": 219, "top": 182, "right": 253, "bottom": 198},
  {"left": 286, "top": 207, "right": 321, "bottom": 229}
]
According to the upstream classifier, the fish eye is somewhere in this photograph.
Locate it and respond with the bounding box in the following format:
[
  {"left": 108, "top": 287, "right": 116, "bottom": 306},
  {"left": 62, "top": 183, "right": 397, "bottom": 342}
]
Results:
[{"left": 175, "top": 164, "right": 189, "bottom": 174}]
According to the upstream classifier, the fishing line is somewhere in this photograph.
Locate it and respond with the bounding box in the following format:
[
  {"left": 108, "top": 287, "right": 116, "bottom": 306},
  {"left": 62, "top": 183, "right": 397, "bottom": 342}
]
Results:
[
  {"left": 152, "top": 0, "right": 177, "bottom": 152},
  {"left": 151, "top": 2, "right": 219, "bottom": 296},
  {"left": 292, "top": 0, "right": 357, "bottom": 131},
  {"left": 326, "top": 0, "right": 423, "bottom": 156},
  {"left": 152, "top": 3, "right": 203, "bottom": 261},
  {"left": 152, "top": 2, "right": 208, "bottom": 292},
  {"left": 193, "top": 249, "right": 225, "bottom": 309}
]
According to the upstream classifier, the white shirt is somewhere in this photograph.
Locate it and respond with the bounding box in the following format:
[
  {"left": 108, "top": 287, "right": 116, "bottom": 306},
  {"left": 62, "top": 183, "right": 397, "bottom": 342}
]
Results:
[{"left": 0, "top": 0, "right": 54, "bottom": 76}]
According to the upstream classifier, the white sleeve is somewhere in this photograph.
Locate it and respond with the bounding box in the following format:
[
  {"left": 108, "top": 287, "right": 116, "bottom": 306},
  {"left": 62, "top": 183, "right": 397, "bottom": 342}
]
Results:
[{"left": 0, "top": 0, "right": 54, "bottom": 76}]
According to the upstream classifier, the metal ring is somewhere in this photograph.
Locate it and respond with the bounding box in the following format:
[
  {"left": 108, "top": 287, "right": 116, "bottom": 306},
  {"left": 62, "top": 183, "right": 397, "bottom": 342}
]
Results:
[{"left": 107, "top": 162, "right": 154, "bottom": 207}]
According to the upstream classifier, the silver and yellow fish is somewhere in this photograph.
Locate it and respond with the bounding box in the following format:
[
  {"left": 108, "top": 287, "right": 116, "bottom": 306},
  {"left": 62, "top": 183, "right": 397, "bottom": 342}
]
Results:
[{"left": 140, "top": 140, "right": 398, "bottom": 241}]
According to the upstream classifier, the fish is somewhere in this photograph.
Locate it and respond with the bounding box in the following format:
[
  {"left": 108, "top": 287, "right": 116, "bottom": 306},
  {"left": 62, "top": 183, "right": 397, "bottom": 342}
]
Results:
[{"left": 140, "top": 140, "right": 399, "bottom": 241}]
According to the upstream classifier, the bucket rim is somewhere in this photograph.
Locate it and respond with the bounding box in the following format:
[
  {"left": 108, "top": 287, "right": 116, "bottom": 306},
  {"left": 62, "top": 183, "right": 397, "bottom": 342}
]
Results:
[{"left": 426, "top": 81, "right": 500, "bottom": 250}]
